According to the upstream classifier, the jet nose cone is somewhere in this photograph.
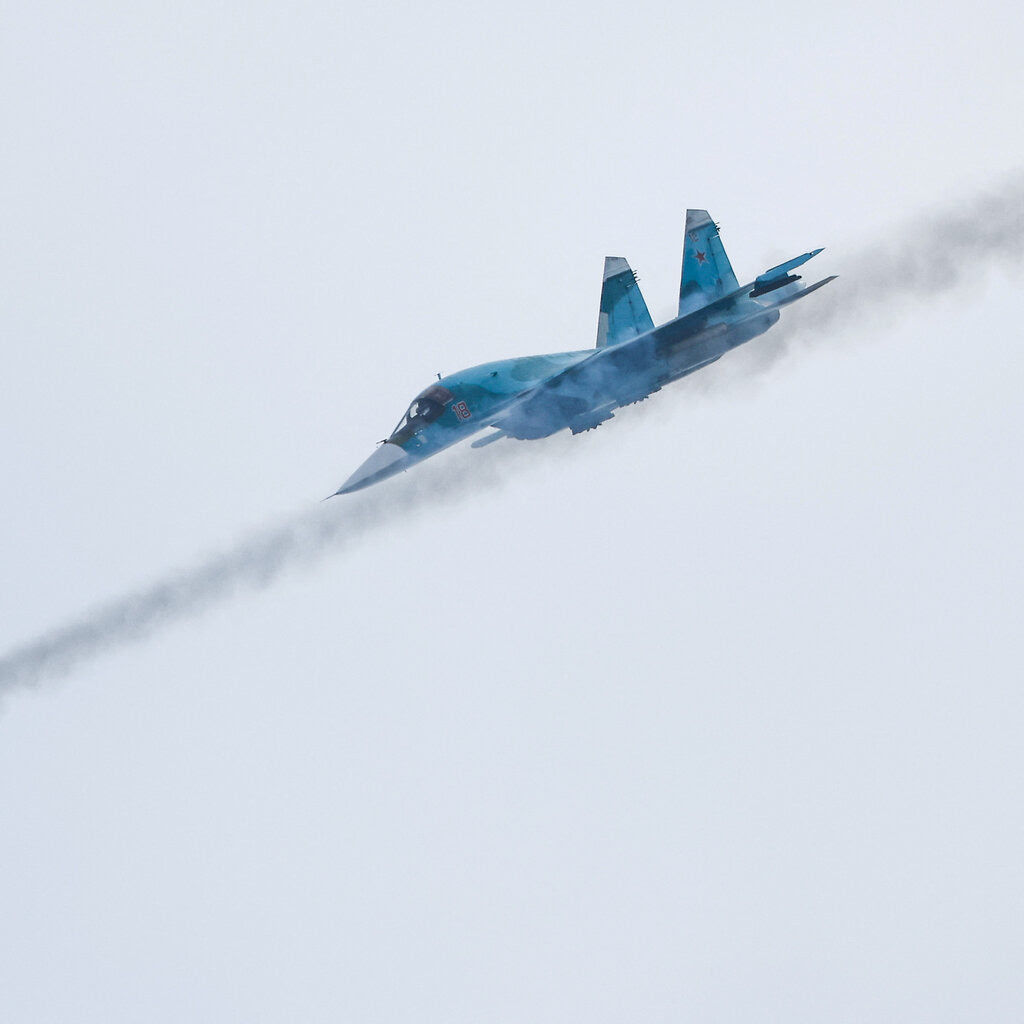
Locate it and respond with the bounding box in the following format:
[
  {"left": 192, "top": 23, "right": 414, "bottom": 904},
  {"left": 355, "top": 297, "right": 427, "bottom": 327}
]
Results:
[{"left": 335, "top": 442, "right": 411, "bottom": 494}]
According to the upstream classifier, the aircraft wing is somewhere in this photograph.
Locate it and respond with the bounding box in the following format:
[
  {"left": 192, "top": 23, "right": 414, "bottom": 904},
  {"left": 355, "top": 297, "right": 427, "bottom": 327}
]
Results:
[{"left": 480, "top": 342, "right": 652, "bottom": 440}]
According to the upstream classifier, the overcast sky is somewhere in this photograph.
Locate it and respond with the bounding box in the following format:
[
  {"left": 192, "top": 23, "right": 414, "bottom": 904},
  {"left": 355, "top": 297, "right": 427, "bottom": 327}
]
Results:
[{"left": 2, "top": 1, "right": 1024, "bottom": 1020}]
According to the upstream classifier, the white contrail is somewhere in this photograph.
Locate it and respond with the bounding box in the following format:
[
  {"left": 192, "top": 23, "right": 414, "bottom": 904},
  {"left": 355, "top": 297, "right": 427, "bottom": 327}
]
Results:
[
  {"left": 0, "top": 443, "right": 528, "bottom": 696},
  {"left": 2, "top": 175, "right": 1022, "bottom": 697},
  {"left": 750, "top": 171, "right": 1024, "bottom": 369}
]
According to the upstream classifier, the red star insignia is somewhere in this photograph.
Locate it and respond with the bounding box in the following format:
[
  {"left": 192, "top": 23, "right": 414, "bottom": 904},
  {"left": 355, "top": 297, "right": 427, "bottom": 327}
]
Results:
[{"left": 695, "top": 250, "right": 707, "bottom": 264}]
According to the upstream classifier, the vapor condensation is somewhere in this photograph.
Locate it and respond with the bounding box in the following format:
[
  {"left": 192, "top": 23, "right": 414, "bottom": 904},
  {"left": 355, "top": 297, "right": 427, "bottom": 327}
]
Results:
[
  {"left": 0, "top": 444, "right": 531, "bottom": 696},
  {"left": 2, "top": 175, "right": 1022, "bottom": 697},
  {"left": 749, "top": 171, "right": 1024, "bottom": 370}
]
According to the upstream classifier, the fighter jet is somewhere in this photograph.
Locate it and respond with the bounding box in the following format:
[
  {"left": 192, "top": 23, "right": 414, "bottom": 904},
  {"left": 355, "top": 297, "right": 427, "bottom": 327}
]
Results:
[{"left": 335, "top": 210, "right": 835, "bottom": 494}]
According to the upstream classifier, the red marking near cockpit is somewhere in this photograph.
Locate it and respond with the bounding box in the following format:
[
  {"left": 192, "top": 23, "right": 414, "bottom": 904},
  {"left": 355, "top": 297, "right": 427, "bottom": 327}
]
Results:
[{"left": 453, "top": 400, "right": 472, "bottom": 421}]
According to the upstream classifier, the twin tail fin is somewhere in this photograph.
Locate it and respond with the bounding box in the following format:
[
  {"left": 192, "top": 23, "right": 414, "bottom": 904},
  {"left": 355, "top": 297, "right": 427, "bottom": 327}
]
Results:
[
  {"left": 597, "top": 211, "right": 830, "bottom": 340},
  {"left": 595, "top": 257, "right": 655, "bottom": 348},
  {"left": 678, "top": 209, "right": 739, "bottom": 316}
]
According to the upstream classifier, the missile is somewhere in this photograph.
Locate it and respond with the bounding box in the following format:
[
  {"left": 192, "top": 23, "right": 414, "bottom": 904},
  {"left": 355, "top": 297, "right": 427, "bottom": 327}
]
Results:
[{"left": 749, "top": 248, "right": 824, "bottom": 297}]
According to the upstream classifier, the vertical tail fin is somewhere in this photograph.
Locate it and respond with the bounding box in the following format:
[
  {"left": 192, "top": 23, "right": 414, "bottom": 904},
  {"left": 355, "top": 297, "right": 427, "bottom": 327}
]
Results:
[
  {"left": 678, "top": 210, "right": 739, "bottom": 316},
  {"left": 596, "top": 257, "right": 654, "bottom": 348}
]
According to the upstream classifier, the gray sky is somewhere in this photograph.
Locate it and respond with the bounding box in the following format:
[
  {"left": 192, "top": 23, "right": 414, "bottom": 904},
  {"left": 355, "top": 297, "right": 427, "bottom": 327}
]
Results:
[{"left": 2, "top": 1, "right": 1024, "bottom": 1021}]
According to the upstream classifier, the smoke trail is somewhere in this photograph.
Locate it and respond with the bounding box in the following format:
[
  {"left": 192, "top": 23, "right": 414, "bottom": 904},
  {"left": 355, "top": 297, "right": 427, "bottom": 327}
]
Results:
[
  {"left": 2, "top": 174, "right": 1022, "bottom": 697},
  {"left": 832, "top": 171, "right": 1024, "bottom": 311},
  {"left": 0, "top": 442, "right": 532, "bottom": 697},
  {"left": 740, "top": 171, "right": 1024, "bottom": 373}
]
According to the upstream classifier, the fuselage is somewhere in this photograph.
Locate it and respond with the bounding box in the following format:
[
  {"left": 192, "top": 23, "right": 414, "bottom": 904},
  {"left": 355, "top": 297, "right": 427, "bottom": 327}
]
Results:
[
  {"left": 335, "top": 210, "right": 833, "bottom": 494},
  {"left": 336, "top": 296, "right": 781, "bottom": 494}
]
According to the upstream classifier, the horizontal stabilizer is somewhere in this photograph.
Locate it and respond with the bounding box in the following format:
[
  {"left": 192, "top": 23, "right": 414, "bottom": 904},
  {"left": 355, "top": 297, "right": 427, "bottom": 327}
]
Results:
[
  {"left": 596, "top": 257, "right": 655, "bottom": 348},
  {"left": 769, "top": 274, "right": 838, "bottom": 307},
  {"left": 750, "top": 248, "right": 825, "bottom": 297}
]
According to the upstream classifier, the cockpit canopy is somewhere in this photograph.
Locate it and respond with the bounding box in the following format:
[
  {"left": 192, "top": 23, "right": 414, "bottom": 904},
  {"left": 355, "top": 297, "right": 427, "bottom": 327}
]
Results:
[{"left": 389, "top": 384, "right": 454, "bottom": 444}]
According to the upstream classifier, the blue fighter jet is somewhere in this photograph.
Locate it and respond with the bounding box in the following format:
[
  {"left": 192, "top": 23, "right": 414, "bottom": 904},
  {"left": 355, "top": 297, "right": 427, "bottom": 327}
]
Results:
[{"left": 335, "top": 210, "right": 835, "bottom": 494}]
